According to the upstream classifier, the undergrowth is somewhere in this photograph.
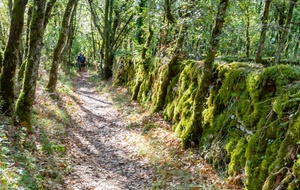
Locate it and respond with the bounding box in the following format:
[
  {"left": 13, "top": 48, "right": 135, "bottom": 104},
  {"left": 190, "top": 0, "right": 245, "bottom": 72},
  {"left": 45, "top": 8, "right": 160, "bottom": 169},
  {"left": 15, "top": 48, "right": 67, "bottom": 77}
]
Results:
[{"left": 0, "top": 67, "right": 74, "bottom": 189}]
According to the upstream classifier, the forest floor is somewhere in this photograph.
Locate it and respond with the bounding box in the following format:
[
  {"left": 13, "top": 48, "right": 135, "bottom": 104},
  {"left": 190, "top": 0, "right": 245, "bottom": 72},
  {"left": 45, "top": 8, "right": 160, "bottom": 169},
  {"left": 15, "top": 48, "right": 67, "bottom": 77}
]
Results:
[
  {"left": 59, "top": 71, "right": 242, "bottom": 190},
  {"left": 0, "top": 69, "right": 242, "bottom": 189}
]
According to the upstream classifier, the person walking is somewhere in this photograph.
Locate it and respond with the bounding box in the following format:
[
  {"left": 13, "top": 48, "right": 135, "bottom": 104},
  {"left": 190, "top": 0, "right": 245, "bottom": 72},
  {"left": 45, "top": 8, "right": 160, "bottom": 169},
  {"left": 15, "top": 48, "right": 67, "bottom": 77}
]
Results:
[{"left": 77, "top": 52, "right": 86, "bottom": 72}]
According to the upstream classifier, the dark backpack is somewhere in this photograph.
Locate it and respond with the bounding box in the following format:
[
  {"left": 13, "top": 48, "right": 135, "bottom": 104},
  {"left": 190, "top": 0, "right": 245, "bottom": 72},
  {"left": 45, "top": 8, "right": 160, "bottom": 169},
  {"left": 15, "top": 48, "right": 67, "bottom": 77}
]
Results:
[{"left": 79, "top": 55, "right": 85, "bottom": 63}]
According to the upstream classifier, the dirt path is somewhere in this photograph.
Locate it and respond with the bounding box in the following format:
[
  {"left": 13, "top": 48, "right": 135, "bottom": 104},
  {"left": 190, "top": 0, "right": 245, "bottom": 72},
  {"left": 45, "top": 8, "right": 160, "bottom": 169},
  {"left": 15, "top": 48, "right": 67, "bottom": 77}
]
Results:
[
  {"left": 61, "top": 72, "right": 241, "bottom": 190},
  {"left": 63, "top": 72, "right": 153, "bottom": 189}
]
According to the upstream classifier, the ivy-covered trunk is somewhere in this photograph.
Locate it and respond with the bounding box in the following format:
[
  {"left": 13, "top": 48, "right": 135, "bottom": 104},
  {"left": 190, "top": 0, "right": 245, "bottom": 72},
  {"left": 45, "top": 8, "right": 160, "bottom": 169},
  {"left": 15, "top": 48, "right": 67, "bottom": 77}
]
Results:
[
  {"left": 46, "top": 0, "right": 77, "bottom": 93},
  {"left": 186, "top": 0, "right": 229, "bottom": 148},
  {"left": 0, "top": 0, "right": 28, "bottom": 114},
  {"left": 13, "top": 0, "right": 47, "bottom": 133},
  {"left": 255, "top": 0, "right": 271, "bottom": 64}
]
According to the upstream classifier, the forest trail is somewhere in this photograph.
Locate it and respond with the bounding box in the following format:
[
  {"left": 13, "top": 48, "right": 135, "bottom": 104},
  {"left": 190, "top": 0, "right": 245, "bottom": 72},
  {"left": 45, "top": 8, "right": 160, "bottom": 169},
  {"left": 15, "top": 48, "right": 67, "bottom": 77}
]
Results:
[
  {"left": 61, "top": 71, "right": 241, "bottom": 190},
  {"left": 63, "top": 71, "right": 153, "bottom": 189}
]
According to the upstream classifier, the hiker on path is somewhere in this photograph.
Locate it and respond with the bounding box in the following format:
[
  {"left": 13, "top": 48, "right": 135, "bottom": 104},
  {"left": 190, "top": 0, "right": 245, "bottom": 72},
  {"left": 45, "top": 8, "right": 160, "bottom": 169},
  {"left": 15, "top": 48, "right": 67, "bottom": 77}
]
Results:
[{"left": 77, "top": 52, "right": 86, "bottom": 72}]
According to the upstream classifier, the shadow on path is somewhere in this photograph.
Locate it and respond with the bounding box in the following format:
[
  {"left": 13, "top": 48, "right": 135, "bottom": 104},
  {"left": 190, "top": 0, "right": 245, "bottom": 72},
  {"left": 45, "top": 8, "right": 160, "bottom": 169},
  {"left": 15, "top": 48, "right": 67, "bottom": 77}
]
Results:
[{"left": 62, "top": 72, "right": 153, "bottom": 190}]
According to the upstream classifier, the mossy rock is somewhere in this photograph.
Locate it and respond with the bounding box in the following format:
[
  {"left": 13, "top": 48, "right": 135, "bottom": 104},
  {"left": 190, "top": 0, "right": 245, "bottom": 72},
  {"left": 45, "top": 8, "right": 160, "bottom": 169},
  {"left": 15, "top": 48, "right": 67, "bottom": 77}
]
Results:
[{"left": 116, "top": 55, "right": 300, "bottom": 189}]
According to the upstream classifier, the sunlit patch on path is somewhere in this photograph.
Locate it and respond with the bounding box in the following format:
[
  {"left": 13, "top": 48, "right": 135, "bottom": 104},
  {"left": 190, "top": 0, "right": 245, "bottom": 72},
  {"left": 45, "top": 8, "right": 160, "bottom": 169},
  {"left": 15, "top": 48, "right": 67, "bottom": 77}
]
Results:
[
  {"left": 61, "top": 71, "right": 241, "bottom": 190},
  {"left": 62, "top": 72, "right": 153, "bottom": 189}
]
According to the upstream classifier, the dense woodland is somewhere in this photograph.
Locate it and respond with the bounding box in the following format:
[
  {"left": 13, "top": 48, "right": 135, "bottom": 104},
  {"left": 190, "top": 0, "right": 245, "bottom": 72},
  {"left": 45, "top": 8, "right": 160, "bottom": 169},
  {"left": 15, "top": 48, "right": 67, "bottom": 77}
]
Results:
[{"left": 0, "top": 0, "right": 300, "bottom": 189}]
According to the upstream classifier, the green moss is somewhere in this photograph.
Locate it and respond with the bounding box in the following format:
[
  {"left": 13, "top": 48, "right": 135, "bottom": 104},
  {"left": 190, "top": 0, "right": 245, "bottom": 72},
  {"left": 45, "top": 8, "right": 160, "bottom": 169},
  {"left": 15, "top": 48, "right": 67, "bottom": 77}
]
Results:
[
  {"left": 137, "top": 74, "right": 152, "bottom": 104},
  {"left": 293, "top": 157, "right": 300, "bottom": 176},
  {"left": 164, "top": 75, "right": 180, "bottom": 120},
  {"left": 151, "top": 64, "right": 169, "bottom": 111},
  {"left": 169, "top": 61, "right": 200, "bottom": 147},
  {"left": 118, "top": 55, "right": 300, "bottom": 188},
  {"left": 217, "top": 64, "right": 249, "bottom": 106},
  {"left": 226, "top": 133, "right": 246, "bottom": 176}
]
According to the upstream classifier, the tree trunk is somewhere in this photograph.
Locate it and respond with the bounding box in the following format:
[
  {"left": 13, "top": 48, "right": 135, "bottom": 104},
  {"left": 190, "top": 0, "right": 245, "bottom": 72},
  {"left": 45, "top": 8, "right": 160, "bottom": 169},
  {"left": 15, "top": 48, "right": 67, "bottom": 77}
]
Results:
[
  {"left": 44, "top": 0, "right": 57, "bottom": 29},
  {"left": 46, "top": 0, "right": 77, "bottom": 93},
  {"left": 274, "top": 0, "right": 297, "bottom": 64},
  {"left": 0, "top": 0, "right": 28, "bottom": 114},
  {"left": 8, "top": 0, "right": 13, "bottom": 17},
  {"left": 18, "top": 6, "right": 32, "bottom": 82},
  {"left": 188, "top": 0, "right": 229, "bottom": 148},
  {"left": 245, "top": 5, "right": 250, "bottom": 58},
  {"left": 91, "top": 13, "right": 96, "bottom": 61},
  {"left": 255, "top": 0, "right": 271, "bottom": 63},
  {"left": 294, "top": 41, "right": 299, "bottom": 58},
  {"left": 103, "top": 0, "right": 113, "bottom": 79},
  {"left": 141, "top": 26, "right": 154, "bottom": 60},
  {"left": 13, "top": 0, "right": 47, "bottom": 133},
  {"left": 164, "top": 0, "right": 176, "bottom": 23},
  {"left": 152, "top": 23, "right": 187, "bottom": 112},
  {"left": 62, "top": 5, "right": 77, "bottom": 70},
  {"left": 136, "top": 0, "right": 147, "bottom": 44}
]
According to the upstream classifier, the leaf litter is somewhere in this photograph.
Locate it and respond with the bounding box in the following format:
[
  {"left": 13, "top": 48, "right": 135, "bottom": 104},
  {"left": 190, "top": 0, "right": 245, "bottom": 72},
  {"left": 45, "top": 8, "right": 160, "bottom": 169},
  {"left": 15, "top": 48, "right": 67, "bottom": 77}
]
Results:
[{"left": 58, "top": 72, "right": 242, "bottom": 189}]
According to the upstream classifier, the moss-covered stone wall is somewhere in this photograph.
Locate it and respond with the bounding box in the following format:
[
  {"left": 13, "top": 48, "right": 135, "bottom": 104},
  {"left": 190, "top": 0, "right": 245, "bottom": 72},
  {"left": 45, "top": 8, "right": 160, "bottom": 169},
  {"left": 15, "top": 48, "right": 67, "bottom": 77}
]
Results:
[{"left": 114, "top": 57, "right": 300, "bottom": 189}]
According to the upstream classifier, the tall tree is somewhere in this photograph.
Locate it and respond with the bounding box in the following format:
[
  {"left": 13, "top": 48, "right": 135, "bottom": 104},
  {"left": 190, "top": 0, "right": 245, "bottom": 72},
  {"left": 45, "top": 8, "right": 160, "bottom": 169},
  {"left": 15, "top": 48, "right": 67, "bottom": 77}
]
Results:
[
  {"left": 255, "top": 0, "right": 272, "bottom": 63},
  {"left": 274, "top": 0, "right": 298, "bottom": 64},
  {"left": 89, "top": 0, "right": 134, "bottom": 79},
  {"left": 18, "top": 0, "right": 57, "bottom": 82},
  {"left": 187, "top": 0, "right": 230, "bottom": 147},
  {"left": 13, "top": 0, "right": 50, "bottom": 133},
  {"left": 0, "top": 0, "right": 28, "bottom": 114},
  {"left": 103, "top": 0, "right": 113, "bottom": 79},
  {"left": 61, "top": 4, "right": 78, "bottom": 69},
  {"left": 46, "top": 0, "right": 78, "bottom": 93}
]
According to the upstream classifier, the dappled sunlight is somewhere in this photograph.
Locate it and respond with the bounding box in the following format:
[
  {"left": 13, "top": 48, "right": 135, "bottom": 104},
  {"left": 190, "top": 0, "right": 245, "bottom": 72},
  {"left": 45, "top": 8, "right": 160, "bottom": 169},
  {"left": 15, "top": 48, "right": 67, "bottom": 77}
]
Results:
[
  {"left": 124, "top": 111, "right": 241, "bottom": 189},
  {"left": 60, "top": 72, "right": 153, "bottom": 189}
]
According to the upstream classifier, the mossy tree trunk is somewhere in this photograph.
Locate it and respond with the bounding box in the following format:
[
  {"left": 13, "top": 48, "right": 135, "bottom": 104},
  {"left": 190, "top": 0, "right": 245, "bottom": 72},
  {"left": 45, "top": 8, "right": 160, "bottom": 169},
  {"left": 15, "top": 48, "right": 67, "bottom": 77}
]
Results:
[
  {"left": 136, "top": 0, "right": 147, "bottom": 45},
  {"left": 18, "top": 0, "right": 56, "bottom": 82},
  {"left": 275, "top": 1, "right": 286, "bottom": 44},
  {"left": 141, "top": 26, "right": 153, "bottom": 60},
  {"left": 13, "top": 0, "right": 47, "bottom": 133},
  {"left": 102, "top": 0, "right": 115, "bottom": 79},
  {"left": 44, "top": 0, "right": 57, "bottom": 29},
  {"left": 245, "top": 3, "right": 250, "bottom": 58},
  {"left": 164, "top": 0, "right": 176, "bottom": 24},
  {"left": 90, "top": 13, "right": 96, "bottom": 61},
  {"left": 46, "top": 0, "right": 77, "bottom": 93},
  {"left": 61, "top": 9, "right": 77, "bottom": 70},
  {"left": 274, "top": 0, "right": 297, "bottom": 64},
  {"left": 131, "top": 2, "right": 153, "bottom": 101},
  {"left": 187, "top": 0, "right": 229, "bottom": 148},
  {"left": 7, "top": 0, "right": 13, "bottom": 17},
  {"left": 0, "top": 0, "right": 28, "bottom": 114},
  {"left": 294, "top": 40, "right": 299, "bottom": 58},
  {"left": 152, "top": 24, "right": 186, "bottom": 112},
  {"left": 255, "top": 0, "right": 271, "bottom": 64},
  {"left": 17, "top": 5, "right": 32, "bottom": 82},
  {"left": 24, "top": 6, "right": 33, "bottom": 61}
]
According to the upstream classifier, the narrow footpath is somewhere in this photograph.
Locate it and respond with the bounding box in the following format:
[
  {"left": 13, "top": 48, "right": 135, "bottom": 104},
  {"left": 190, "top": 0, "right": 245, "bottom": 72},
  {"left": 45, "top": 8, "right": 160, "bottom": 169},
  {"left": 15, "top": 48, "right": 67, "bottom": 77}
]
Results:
[
  {"left": 63, "top": 72, "right": 153, "bottom": 189},
  {"left": 62, "top": 72, "right": 241, "bottom": 190}
]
